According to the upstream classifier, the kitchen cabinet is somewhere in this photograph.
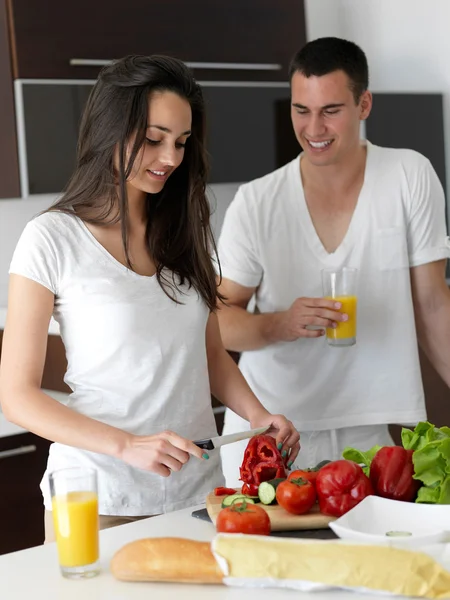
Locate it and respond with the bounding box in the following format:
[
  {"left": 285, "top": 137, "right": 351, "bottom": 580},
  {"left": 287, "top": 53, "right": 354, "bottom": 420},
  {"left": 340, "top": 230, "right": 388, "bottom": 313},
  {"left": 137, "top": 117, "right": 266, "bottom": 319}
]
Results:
[
  {"left": 0, "top": 0, "right": 306, "bottom": 198},
  {"left": 19, "top": 82, "right": 293, "bottom": 195},
  {"left": 0, "top": 0, "right": 20, "bottom": 198},
  {"left": 7, "top": 0, "right": 305, "bottom": 81},
  {"left": 0, "top": 432, "right": 51, "bottom": 554}
]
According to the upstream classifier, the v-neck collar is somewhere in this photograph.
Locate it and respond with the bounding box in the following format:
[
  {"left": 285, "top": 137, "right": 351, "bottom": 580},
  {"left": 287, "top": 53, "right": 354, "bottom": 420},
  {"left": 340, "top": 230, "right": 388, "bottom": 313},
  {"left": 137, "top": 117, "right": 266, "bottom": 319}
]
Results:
[{"left": 291, "top": 140, "right": 377, "bottom": 266}]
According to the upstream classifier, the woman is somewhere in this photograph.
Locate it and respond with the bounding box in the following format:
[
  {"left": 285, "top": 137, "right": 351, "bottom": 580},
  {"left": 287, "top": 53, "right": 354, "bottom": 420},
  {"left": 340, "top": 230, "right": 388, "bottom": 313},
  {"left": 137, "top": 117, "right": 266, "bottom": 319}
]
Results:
[{"left": 0, "top": 55, "right": 299, "bottom": 540}]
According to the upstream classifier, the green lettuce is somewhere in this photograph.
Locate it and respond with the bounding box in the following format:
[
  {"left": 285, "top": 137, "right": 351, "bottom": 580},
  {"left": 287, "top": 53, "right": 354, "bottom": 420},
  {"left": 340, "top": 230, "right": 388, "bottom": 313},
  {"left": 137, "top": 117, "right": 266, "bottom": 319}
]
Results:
[
  {"left": 342, "top": 445, "right": 382, "bottom": 476},
  {"left": 402, "top": 421, "right": 450, "bottom": 504}
]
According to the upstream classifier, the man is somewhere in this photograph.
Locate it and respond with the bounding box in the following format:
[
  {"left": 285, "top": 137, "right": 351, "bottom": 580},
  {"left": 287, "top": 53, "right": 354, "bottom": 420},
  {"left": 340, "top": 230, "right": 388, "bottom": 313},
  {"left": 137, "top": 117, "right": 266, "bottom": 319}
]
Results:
[{"left": 216, "top": 37, "right": 450, "bottom": 486}]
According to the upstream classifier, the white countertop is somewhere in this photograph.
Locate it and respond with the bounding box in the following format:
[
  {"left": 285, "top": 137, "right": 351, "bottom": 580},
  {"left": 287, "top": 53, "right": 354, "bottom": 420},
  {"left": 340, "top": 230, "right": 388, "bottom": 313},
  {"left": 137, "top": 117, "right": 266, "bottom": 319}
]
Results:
[{"left": 0, "top": 505, "right": 406, "bottom": 600}]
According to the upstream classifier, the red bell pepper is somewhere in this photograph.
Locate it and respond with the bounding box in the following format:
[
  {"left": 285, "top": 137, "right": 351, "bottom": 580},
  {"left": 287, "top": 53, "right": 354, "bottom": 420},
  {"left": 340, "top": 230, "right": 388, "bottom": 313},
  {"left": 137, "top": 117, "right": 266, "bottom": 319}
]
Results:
[
  {"left": 239, "top": 434, "right": 287, "bottom": 487},
  {"left": 370, "top": 446, "right": 421, "bottom": 502},
  {"left": 241, "top": 483, "right": 259, "bottom": 496},
  {"left": 214, "top": 487, "right": 238, "bottom": 496},
  {"left": 316, "top": 459, "right": 373, "bottom": 517}
]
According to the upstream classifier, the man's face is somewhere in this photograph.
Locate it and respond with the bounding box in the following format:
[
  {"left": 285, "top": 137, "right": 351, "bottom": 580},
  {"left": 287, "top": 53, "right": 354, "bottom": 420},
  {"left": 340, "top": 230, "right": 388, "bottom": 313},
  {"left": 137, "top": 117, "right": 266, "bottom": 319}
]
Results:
[{"left": 290, "top": 69, "right": 372, "bottom": 167}]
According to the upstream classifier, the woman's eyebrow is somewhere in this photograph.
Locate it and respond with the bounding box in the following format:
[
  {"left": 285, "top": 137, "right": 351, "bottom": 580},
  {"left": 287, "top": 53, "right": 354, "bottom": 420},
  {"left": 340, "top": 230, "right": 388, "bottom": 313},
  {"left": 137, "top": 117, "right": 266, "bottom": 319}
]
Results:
[{"left": 147, "top": 124, "right": 191, "bottom": 135}]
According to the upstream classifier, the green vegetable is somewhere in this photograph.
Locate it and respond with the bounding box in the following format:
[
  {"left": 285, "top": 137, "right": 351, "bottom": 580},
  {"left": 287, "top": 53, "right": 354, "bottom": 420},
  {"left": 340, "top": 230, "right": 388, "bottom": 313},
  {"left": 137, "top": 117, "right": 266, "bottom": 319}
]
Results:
[
  {"left": 221, "top": 494, "right": 256, "bottom": 508},
  {"left": 401, "top": 421, "right": 450, "bottom": 504},
  {"left": 385, "top": 531, "right": 412, "bottom": 537},
  {"left": 258, "top": 478, "right": 286, "bottom": 505},
  {"left": 342, "top": 445, "right": 382, "bottom": 476}
]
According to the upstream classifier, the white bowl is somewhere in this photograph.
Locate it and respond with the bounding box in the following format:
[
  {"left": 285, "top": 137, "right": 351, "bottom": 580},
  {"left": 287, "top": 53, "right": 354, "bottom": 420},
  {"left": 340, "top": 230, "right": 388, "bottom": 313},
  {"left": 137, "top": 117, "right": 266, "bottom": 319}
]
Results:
[{"left": 329, "top": 496, "right": 450, "bottom": 548}]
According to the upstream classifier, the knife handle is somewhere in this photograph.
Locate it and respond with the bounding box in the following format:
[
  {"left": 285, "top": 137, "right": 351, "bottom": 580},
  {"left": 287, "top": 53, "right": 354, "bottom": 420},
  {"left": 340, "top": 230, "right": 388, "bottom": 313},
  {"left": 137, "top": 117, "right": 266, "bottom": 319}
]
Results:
[{"left": 193, "top": 439, "right": 215, "bottom": 450}]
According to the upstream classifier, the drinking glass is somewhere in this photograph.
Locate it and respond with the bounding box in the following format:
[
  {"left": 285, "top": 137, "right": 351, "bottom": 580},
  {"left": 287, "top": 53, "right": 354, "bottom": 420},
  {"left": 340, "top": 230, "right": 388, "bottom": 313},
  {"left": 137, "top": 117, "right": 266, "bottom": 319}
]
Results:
[
  {"left": 49, "top": 467, "right": 100, "bottom": 579},
  {"left": 321, "top": 267, "right": 358, "bottom": 347}
]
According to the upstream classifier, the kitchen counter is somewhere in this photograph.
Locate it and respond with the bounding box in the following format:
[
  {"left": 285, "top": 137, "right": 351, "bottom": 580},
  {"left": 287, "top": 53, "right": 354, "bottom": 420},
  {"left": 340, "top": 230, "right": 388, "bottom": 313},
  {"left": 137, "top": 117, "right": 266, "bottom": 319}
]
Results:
[{"left": 0, "top": 504, "right": 409, "bottom": 600}]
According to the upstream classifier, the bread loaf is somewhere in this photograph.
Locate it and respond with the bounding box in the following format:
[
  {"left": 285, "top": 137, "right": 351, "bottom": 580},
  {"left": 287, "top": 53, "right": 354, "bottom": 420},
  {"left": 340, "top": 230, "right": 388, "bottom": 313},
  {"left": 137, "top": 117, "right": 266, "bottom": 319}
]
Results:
[{"left": 110, "top": 537, "right": 224, "bottom": 584}]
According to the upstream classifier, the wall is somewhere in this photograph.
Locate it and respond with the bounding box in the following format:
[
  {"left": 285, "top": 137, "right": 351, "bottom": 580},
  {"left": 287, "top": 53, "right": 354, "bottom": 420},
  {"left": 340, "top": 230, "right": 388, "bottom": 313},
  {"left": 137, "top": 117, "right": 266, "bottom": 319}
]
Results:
[{"left": 305, "top": 0, "right": 450, "bottom": 224}]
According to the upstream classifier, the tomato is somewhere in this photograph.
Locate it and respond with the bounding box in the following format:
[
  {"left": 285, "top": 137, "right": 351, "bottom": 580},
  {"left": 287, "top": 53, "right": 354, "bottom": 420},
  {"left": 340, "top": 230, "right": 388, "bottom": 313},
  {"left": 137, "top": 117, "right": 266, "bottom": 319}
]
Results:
[
  {"left": 214, "top": 487, "right": 238, "bottom": 496},
  {"left": 276, "top": 477, "right": 316, "bottom": 515},
  {"left": 241, "top": 482, "right": 259, "bottom": 496},
  {"left": 288, "top": 469, "right": 318, "bottom": 488},
  {"left": 216, "top": 501, "right": 271, "bottom": 535}
]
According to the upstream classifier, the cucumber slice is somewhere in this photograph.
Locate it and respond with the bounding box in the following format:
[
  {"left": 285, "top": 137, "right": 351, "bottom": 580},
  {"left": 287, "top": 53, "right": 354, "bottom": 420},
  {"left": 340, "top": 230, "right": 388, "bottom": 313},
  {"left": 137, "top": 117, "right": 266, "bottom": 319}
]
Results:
[
  {"left": 385, "top": 531, "right": 412, "bottom": 537},
  {"left": 221, "top": 494, "right": 256, "bottom": 508},
  {"left": 258, "top": 478, "right": 286, "bottom": 505}
]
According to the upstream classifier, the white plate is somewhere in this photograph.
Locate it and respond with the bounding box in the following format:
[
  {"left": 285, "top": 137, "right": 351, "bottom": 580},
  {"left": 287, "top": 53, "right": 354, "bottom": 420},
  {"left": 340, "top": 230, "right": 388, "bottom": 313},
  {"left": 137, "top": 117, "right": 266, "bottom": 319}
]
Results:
[{"left": 329, "top": 496, "right": 450, "bottom": 547}]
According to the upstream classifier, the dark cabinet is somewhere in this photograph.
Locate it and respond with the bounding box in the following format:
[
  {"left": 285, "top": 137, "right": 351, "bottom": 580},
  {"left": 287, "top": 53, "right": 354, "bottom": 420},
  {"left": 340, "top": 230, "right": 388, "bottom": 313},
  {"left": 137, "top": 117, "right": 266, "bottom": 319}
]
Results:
[
  {"left": 8, "top": 0, "right": 305, "bottom": 81},
  {"left": 20, "top": 82, "right": 293, "bottom": 194},
  {"left": 0, "top": 0, "right": 20, "bottom": 198},
  {"left": 0, "top": 432, "right": 51, "bottom": 554},
  {"left": 1, "top": 0, "right": 306, "bottom": 198}
]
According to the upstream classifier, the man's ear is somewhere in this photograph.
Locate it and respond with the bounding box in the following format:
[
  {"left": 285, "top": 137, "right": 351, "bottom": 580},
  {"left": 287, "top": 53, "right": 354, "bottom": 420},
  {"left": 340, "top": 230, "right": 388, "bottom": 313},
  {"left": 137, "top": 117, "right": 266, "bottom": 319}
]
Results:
[{"left": 359, "top": 90, "right": 373, "bottom": 121}]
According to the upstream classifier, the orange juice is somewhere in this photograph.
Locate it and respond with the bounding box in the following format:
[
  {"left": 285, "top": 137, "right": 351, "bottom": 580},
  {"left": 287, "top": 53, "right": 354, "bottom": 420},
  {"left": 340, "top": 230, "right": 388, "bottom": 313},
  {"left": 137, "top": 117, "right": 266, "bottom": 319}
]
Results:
[
  {"left": 52, "top": 491, "right": 99, "bottom": 567},
  {"left": 326, "top": 295, "right": 357, "bottom": 340}
]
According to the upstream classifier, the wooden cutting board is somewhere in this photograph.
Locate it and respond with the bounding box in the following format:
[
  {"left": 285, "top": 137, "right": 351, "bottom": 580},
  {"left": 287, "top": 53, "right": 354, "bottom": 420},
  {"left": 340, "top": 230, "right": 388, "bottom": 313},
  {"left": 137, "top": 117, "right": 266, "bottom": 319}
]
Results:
[{"left": 206, "top": 490, "right": 335, "bottom": 531}]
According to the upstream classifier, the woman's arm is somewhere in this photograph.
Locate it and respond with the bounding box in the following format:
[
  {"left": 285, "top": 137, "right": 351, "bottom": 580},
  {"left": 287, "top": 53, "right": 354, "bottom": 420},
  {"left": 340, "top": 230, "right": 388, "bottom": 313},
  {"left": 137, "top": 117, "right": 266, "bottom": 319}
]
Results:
[
  {"left": 0, "top": 275, "right": 206, "bottom": 476},
  {"left": 205, "top": 311, "right": 300, "bottom": 463}
]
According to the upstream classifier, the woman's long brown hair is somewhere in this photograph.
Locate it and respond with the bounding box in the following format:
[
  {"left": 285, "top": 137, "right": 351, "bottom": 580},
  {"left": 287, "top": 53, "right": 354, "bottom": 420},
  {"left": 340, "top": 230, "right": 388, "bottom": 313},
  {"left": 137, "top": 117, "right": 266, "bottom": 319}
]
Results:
[{"left": 48, "top": 54, "right": 224, "bottom": 311}]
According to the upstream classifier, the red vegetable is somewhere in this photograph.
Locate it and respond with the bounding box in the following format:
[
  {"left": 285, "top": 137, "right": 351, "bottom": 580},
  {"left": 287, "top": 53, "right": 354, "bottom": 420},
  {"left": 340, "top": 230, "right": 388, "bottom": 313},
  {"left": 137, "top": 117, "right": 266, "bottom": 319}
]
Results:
[
  {"left": 216, "top": 501, "right": 271, "bottom": 536},
  {"left": 287, "top": 460, "right": 331, "bottom": 490},
  {"left": 239, "top": 434, "right": 287, "bottom": 487},
  {"left": 276, "top": 477, "right": 316, "bottom": 515},
  {"left": 288, "top": 469, "right": 318, "bottom": 488},
  {"left": 370, "top": 446, "right": 421, "bottom": 502},
  {"left": 214, "top": 487, "right": 238, "bottom": 496},
  {"left": 316, "top": 459, "right": 373, "bottom": 517},
  {"left": 241, "top": 483, "right": 259, "bottom": 497}
]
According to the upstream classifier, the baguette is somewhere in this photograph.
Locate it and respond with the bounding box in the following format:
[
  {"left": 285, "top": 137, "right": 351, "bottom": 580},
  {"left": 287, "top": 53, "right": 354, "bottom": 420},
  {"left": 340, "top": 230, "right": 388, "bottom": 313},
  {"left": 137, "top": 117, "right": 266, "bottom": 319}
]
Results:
[{"left": 110, "top": 537, "right": 224, "bottom": 584}]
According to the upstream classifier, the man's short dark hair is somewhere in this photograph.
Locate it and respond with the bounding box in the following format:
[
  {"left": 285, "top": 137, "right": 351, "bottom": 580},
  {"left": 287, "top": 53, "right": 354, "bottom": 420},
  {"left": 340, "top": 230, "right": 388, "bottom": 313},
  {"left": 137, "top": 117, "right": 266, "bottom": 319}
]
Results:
[{"left": 289, "top": 37, "right": 369, "bottom": 103}]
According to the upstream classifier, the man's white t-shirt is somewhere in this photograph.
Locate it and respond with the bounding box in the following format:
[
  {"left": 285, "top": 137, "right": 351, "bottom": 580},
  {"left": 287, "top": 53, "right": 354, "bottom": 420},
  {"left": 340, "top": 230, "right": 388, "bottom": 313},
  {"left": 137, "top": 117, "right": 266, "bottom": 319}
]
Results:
[
  {"left": 218, "top": 141, "right": 450, "bottom": 433},
  {"left": 9, "top": 211, "right": 224, "bottom": 515}
]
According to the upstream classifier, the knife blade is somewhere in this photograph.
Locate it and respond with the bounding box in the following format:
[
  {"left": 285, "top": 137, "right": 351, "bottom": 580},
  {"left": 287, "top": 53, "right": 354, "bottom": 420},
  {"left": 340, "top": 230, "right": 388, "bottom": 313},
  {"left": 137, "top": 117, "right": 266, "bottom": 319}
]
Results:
[{"left": 193, "top": 426, "right": 269, "bottom": 450}]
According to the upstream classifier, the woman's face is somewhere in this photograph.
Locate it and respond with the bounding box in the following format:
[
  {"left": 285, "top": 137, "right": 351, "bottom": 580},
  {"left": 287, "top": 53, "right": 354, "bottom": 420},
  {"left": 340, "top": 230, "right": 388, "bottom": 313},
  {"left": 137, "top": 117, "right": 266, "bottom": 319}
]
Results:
[{"left": 124, "top": 91, "right": 192, "bottom": 199}]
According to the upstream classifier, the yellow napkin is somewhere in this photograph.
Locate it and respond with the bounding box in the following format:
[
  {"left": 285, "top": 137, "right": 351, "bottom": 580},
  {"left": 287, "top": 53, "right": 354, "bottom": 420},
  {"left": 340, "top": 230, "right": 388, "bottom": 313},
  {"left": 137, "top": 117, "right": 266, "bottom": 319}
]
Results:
[{"left": 212, "top": 535, "right": 450, "bottom": 598}]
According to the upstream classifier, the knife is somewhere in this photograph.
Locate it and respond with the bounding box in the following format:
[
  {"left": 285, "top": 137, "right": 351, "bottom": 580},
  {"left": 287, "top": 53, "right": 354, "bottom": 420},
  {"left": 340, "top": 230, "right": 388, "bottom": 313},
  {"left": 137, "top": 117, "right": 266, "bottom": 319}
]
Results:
[{"left": 193, "top": 426, "right": 269, "bottom": 450}]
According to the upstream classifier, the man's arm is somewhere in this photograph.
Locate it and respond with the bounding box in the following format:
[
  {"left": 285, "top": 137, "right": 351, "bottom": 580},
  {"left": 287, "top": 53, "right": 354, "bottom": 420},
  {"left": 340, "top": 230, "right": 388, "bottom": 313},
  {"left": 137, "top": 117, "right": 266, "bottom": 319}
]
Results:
[
  {"left": 217, "top": 277, "right": 346, "bottom": 353},
  {"left": 411, "top": 260, "right": 450, "bottom": 387}
]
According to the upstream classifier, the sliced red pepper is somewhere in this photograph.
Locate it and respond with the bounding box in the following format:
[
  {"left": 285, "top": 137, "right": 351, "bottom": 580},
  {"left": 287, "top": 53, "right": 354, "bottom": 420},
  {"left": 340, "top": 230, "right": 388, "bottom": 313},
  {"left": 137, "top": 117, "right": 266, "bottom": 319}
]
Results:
[
  {"left": 239, "top": 434, "right": 287, "bottom": 487},
  {"left": 370, "top": 446, "right": 421, "bottom": 502},
  {"left": 214, "top": 486, "right": 238, "bottom": 496},
  {"left": 241, "top": 483, "right": 259, "bottom": 496}
]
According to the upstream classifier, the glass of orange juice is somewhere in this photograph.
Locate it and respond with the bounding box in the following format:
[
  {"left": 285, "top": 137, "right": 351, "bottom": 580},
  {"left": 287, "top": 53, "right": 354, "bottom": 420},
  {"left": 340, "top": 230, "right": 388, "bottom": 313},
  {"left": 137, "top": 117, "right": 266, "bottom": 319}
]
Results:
[
  {"left": 321, "top": 267, "right": 358, "bottom": 347},
  {"left": 49, "top": 467, "right": 100, "bottom": 579}
]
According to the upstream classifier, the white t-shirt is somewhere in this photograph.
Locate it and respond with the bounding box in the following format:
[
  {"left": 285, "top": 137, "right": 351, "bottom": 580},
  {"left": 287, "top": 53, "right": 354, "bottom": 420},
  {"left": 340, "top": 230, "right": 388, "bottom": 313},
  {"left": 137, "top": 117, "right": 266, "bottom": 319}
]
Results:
[
  {"left": 218, "top": 141, "right": 450, "bottom": 432},
  {"left": 9, "top": 211, "right": 224, "bottom": 515}
]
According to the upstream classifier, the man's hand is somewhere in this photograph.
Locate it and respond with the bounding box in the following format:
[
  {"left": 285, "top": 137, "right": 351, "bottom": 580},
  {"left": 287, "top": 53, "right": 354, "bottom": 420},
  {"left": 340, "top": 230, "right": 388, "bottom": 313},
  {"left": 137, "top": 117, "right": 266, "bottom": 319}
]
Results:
[{"left": 269, "top": 297, "right": 348, "bottom": 342}]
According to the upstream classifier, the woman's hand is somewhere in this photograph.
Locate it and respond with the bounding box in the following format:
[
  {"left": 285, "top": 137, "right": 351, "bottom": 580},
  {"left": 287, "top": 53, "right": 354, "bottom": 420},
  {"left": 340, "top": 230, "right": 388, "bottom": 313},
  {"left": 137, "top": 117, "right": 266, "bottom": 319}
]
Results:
[
  {"left": 250, "top": 414, "right": 300, "bottom": 469},
  {"left": 119, "top": 430, "right": 208, "bottom": 477}
]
